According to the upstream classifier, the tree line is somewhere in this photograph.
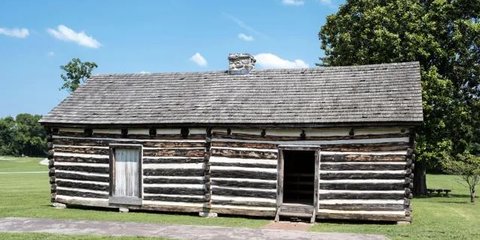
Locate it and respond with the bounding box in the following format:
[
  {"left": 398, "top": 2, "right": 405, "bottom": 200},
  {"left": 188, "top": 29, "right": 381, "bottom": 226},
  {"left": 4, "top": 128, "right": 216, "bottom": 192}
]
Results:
[{"left": 0, "top": 114, "right": 46, "bottom": 157}]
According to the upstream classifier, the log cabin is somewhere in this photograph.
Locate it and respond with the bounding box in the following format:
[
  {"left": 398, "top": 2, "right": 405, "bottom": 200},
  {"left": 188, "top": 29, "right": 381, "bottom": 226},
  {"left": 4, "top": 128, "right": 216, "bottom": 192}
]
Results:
[{"left": 40, "top": 53, "right": 423, "bottom": 223}]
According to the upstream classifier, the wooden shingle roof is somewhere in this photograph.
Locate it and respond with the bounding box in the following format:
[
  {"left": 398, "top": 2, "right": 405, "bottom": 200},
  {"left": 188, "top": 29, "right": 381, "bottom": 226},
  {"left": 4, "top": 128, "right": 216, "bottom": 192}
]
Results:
[{"left": 40, "top": 62, "right": 423, "bottom": 126}]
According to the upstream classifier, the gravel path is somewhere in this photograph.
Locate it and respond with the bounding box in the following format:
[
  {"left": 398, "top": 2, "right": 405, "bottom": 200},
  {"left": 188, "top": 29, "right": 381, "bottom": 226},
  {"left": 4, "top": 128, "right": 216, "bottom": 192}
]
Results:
[{"left": 0, "top": 217, "right": 388, "bottom": 240}]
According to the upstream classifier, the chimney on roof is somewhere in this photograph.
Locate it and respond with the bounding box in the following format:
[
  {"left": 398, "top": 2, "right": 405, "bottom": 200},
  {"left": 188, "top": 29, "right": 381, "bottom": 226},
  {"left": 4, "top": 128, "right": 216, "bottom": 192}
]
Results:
[{"left": 228, "top": 53, "right": 256, "bottom": 75}]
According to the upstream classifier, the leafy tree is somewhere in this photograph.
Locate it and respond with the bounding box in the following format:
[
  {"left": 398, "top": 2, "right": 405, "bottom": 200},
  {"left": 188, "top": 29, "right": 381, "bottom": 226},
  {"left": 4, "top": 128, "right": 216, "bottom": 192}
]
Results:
[
  {"left": 319, "top": 0, "right": 480, "bottom": 195},
  {"left": 0, "top": 116, "right": 16, "bottom": 155},
  {"left": 60, "top": 58, "right": 98, "bottom": 92},
  {"left": 0, "top": 114, "right": 46, "bottom": 157},
  {"left": 443, "top": 154, "right": 480, "bottom": 203},
  {"left": 14, "top": 114, "right": 47, "bottom": 156}
]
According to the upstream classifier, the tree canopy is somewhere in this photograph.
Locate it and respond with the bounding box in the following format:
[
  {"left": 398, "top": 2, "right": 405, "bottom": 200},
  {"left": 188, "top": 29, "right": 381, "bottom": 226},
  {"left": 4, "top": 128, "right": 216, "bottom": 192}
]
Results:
[
  {"left": 319, "top": 0, "right": 480, "bottom": 194},
  {"left": 60, "top": 58, "right": 98, "bottom": 92},
  {"left": 0, "top": 114, "right": 46, "bottom": 157},
  {"left": 443, "top": 153, "right": 480, "bottom": 203}
]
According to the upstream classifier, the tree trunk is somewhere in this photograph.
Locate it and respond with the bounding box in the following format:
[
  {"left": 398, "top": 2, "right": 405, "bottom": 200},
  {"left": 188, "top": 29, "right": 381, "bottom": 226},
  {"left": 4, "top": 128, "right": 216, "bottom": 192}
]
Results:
[
  {"left": 470, "top": 188, "right": 475, "bottom": 203},
  {"left": 413, "top": 160, "right": 427, "bottom": 196}
]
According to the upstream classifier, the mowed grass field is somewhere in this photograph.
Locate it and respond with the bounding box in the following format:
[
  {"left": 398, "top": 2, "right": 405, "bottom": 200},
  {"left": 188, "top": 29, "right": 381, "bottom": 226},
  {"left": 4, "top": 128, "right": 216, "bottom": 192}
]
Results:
[
  {"left": 311, "top": 175, "right": 480, "bottom": 239},
  {"left": 0, "top": 156, "right": 479, "bottom": 239}
]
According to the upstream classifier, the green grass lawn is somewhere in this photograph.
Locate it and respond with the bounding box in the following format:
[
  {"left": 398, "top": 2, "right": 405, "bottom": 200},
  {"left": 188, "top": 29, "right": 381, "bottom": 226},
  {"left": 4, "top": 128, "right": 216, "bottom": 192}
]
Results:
[
  {"left": 311, "top": 174, "right": 480, "bottom": 239},
  {"left": 0, "top": 156, "right": 266, "bottom": 240},
  {"left": 1, "top": 156, "right": 479, "bottom": 240}
]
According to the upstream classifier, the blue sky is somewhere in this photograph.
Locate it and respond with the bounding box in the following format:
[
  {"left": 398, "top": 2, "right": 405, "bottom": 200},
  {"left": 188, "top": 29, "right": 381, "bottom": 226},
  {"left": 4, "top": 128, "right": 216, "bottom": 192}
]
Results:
[{"left": 0, "top": 0, "right": 343, "bottom": 117}]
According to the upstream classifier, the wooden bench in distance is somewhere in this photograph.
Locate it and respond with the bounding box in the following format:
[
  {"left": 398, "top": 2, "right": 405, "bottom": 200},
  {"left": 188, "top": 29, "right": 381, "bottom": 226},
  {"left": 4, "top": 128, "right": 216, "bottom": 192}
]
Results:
[{"left": 427, "top": 188, "right": 451, "bottom": 197}]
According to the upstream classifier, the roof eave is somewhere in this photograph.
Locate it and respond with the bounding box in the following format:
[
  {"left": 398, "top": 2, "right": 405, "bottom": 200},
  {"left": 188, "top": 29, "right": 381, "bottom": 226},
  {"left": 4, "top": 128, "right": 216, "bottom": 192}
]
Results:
[{"left": 39, "top": 120, "right": 423, "bottom": 129}]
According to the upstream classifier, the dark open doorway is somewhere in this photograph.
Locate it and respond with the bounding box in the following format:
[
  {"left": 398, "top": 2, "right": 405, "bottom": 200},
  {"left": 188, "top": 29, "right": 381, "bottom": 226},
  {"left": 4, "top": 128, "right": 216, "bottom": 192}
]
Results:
[{"left": 283, "top": 150, "right": 315, "bottom": 205}]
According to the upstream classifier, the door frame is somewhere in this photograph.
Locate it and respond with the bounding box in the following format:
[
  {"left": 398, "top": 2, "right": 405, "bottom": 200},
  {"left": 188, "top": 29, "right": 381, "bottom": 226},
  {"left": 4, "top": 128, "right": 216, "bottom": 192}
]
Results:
[
  {"left": 276, "top": 145, "right": 320, "bottom": 218},
  {"left": 108, "top": 143, "right": 143, "bottom": 206}
]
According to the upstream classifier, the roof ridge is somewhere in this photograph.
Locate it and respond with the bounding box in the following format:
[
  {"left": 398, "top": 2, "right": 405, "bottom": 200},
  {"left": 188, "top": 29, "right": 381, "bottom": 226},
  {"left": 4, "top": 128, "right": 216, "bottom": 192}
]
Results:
[{"left": 92, "top": 61, "right": 420, "bottom": 77}]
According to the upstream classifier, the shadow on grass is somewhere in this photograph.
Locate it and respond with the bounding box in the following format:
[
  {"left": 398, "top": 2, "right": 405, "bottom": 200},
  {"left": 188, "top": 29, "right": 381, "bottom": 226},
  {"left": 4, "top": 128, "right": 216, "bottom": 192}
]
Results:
[
  {"left": 450, "top": 194, "right": 477, "bottom": 198},
  {"left": 414, "top": 194, "right": 476, "bottom": 199},
  {"left": 437, "top": 201, "right": 473, "bottom": 204}
]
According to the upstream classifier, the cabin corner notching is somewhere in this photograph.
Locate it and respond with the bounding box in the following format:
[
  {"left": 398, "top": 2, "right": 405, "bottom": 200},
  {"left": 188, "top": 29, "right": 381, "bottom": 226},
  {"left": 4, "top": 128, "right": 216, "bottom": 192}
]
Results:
[{"left": 40, "top": 60, "right": 422, "bottom": 223}]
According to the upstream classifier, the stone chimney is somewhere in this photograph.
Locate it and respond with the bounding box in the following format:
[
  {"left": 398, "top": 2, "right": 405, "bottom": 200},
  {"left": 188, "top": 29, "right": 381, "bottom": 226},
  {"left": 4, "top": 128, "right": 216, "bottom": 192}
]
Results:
[{"left": 228, "top": 53, "right": 256, "bottom": 75}]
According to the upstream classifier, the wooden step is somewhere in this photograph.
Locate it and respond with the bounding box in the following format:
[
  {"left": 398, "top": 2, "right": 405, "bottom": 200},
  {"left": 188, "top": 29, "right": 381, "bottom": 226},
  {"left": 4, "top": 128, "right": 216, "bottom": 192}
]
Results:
[
  {"left": 275, "top": 203, "right": 316, "bottom": 223},
  {"left": 278, "top": 211, "right": 312, "bottom": 218},
  {"left": 280, "top": 203, "right": 314, "bottom": 214}
]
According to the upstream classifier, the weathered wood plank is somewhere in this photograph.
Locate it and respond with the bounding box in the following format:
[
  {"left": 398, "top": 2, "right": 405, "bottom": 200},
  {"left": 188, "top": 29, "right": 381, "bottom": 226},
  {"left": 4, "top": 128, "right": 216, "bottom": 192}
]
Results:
[
  {"left": 55, "top": 195, "right": 110, "bottom": 207},
  {"left": 140, "top": 201, "right": 204, "bottom": 213},
  {"left": 143, "top": 148, "right": 205, "bottom": 158},
  {"left": 212, "top": 141, "right": 277, "bottom": 150},
  {"left": 81, "top": 132, "right": 207, "bottom": 140},
  {"left": 55, "top": 165, "right": 109, "bottom": 174},
  {"left": 316, "top": 210, "right": 407, "bottom": 222},
  {"left": 56, "top": 180, "right": 109, "bottom": 191},
  {"left": 319, "top": 181, "right": 405, "bottom": 191},
  {"left": 144, "top": 177, "right": 205, "bottom": 184},
  {"left": 56, "top": 189, "right": 108, "bottom": 199},
  {"left": 55, "top": 171, "right": 110, "bottom": 182},
  {"left": 143, "top": 187, "right": 204, "bottom": 195},
  {"left": 143, "top": 163, "right": 204, "bottom": 170},
  {"left": 320, "top": 143, "right": 409, "bottom": 152},
  {"left": 54, "top": 146, "right": 110, "bottom": 155},
  {"left": 211, "top": 148, "right": 277, "bottom": 160},
  {"left": 210, "top": 137, "right": 410, "bottom": 146},
  {"left": 212, "top": 131, "right": 409, "bottom": 141},
  {"left": 211, "top": 199, "right": 276, "bottom": 207},
  {"left": 210, "top": 168, "right": 277, "bottom": 180},
  {"left": 321, "top": 154, "right": 406, "bottom": 162},
  {"left": 211, "top": 179, "right": 276, "bottom": 189},
  {"left": 143, "top": 195, "right": 206, "bottom": 203},
  {"left": 52, "top": 136, "right": 205, "bottom": 148},
  {"left": 143, "top": 169, "right": 205, "bottom": 177},
  {"left": 211, "top": 161, "right": 277, "bottom": 169},
  {"left": 143, "top": 157, "right": 205, "bottom": 164},
  {"left": 320, "top": 162, "right": 405, "bottom": 171},
  {"left": 319, "top": 204, "right": 405, "bottom": 211},
  {"left": 211, "top": 187, "right": 276, "bottom": 199},
  {"left": 54, "top": 156, "right": 109, "bottom": 164},
  {"left": 318, "top": 191, "right": 404, "bottom": 200},
  {"left": 320, "top": 171, "right": 406, "bottom": 180}
]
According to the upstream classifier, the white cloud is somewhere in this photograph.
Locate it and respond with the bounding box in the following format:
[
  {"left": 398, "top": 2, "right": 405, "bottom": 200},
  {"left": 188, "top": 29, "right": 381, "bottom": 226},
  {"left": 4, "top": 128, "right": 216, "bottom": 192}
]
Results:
[
  {"left": 47, "top": 25, "right": 101, "bottom": 48},
  {"left": 190, "top": 53, "right": 208, "bottom": 67},
  {"left": 238, "top": 33, "right": 254, "bottom": 42},
  {"left": 282, "top": 0, "right": 304, "bottom": 6},
  {"left": 254, "top": 53, "right": 309, "bottom": 69},
  {"left": 0, "top": 27, "right": 29, "bottom": 38},
  {"left": 139, "top": 71, "right": 150, "bottom": 74}
]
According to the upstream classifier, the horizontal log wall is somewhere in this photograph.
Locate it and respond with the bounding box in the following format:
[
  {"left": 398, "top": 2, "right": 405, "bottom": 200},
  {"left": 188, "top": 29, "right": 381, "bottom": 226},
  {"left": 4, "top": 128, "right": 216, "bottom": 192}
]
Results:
[
  {"left": 52, "top": 128, "right": 207, "bottom": 211},
  {"left": 210, "top": 128, "right": 279, "bottom": 216},
  {"left": 211, "top": 127, "right": 412, "bottom": 221},
  {"left": 50, "top": 126, "right": 413, "bottom": 222},
  {"left": 318, "top": 151, "right": 410, "bottom": 221}
]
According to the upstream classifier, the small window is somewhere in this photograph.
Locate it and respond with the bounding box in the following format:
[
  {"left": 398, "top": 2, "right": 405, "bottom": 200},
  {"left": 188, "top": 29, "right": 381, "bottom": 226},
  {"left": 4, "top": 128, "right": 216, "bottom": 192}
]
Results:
[{"left": 109, "top": 144, "right": 142, "bottom": 206}]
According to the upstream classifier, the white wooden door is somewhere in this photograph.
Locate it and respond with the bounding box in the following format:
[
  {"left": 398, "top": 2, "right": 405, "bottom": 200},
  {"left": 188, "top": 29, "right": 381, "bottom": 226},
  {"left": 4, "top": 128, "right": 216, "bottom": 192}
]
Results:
[{"left": 113, "top": 148, "right": 140, "bottom": 198}]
